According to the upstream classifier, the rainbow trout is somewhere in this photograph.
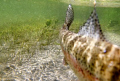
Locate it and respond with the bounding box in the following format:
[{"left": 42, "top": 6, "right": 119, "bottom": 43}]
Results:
[{"left": 59, "top": 4, "right": 120, "bottom": 81}]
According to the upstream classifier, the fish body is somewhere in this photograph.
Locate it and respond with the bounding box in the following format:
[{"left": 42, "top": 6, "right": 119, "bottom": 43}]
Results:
[{"left": 59, "top": 4, "right": 120, "bottom": 81}]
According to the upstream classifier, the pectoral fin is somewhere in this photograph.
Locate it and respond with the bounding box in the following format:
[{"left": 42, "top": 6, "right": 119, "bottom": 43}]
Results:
[{"left": 63, "top": 57, "right": 68, "bottom": 65}]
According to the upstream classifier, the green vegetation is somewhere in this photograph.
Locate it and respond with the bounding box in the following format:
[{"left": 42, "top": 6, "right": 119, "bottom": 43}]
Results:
[
  {"left": 0, "top": 0, "right": 120, "bottom": 69},
  {"left": 0, "top": 0, "right": 66, "bottom": 64}
]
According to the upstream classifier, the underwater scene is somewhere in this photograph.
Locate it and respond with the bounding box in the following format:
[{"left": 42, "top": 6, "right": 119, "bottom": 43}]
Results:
[{"left": 0, "top": 0, "right": 120, "bottom": 81}]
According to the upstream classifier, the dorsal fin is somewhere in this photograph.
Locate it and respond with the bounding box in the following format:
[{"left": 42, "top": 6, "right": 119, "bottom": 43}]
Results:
[
  {"left": 78, "top": 7, "right": 105, "bottom": 41},
  {"left": 63, "top": 4, "right": 74, "bottom": 30}
]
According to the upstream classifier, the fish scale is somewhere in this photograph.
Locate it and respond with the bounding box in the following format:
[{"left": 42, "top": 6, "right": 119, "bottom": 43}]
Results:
[{"left": 59, "top": 4, "right": 120, "bottom": 81}]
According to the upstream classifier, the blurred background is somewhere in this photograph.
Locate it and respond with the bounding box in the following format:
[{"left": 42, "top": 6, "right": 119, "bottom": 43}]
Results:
[{"left": 0, "top": 0, "right": 120, "bottom": 80}]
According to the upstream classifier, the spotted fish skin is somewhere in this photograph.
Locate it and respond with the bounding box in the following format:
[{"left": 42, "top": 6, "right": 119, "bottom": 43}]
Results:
[{"left": 59, "top": 4, "right": 120, "bottom": 81}]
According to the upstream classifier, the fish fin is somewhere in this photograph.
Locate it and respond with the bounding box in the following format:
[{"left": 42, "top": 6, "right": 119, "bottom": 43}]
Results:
[
  {"left": 63, "top": 57, "right": 68, "bottom": 65},
  {"left": 78, "top": 8, "right": 105, "bottom": 41},
  {"left": 63, "top": 4, "right": 74, "bottom": 30}
]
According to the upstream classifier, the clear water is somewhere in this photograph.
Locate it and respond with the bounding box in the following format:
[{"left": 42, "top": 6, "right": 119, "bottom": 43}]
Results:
[{"left": 0, "top": 0, "right": 120, "bottom": 81}]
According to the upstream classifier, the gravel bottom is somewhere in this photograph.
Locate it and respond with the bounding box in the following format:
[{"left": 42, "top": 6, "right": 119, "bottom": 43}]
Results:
[
  {"left": 1, "top": 45, "right": 77, "bottom": 81},
  {"left": 1, "top": 32, "right": 120, "bottom": 81}
]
